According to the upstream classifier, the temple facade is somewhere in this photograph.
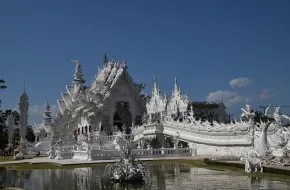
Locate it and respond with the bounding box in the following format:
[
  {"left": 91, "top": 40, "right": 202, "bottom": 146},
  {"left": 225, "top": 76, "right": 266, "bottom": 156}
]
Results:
[
  {"left": 33, "top": 57, "right": 226, "bottom": 149},
  {"left": 30, "top": 56, "right": 290, "bottom": 163}
]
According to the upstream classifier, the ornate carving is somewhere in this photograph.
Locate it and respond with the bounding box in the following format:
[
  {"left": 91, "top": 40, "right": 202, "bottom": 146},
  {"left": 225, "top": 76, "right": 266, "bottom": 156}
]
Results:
[
  {"left": 104, "top": 133, "right": 150, "bottom": 182},
  {"left": 7, "top": 114, "right": 15, "bottom": 146}
]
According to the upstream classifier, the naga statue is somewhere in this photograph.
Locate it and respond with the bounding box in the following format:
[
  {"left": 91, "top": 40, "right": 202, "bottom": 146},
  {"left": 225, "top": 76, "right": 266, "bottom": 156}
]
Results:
[
  {"left": 104, "top": 133, "right": 150, "bottom": 182},
  {"left": 242, "top": 104, "right": 290, "bottom": 172}
]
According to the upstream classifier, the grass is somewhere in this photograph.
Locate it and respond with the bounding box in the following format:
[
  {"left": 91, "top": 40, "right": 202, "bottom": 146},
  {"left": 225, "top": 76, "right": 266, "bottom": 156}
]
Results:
[
  {"left": 0, "top": 158, "right": 290, "bottom": 182},
  {"left": 0, "top": 157, "right": 13, "bottom": 162}
]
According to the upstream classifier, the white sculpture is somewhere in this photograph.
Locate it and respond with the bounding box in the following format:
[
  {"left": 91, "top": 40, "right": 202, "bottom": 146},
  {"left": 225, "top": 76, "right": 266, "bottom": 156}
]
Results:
[
  {"left": 14, "top": 91, "right": 32, "bottom": 160},
  {"left": 7, "top": 114, "right": 15, "bottom": 147},
  {"left": 104, "top": 133, "right": 149, "bottom": 182},
  {"left": 244, "top": 150, "right": 263, "bottom": 173},
  {"left": 241, "top": 104, "right": 255, "bottom": 124}
]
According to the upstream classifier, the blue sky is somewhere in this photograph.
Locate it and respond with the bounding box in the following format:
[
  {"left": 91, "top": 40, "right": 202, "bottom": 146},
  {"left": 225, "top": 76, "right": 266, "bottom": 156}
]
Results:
[{"left": 1, "top": 0, "right": 290, "bottom": 124}]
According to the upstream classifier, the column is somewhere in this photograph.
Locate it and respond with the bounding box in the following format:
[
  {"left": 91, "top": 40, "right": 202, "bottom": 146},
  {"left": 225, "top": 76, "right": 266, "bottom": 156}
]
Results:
[
  {"left": 158, "top": 135, "right": 166, "bottom": 154},
  {"left": 173, "top": 138, "right": 179, "bottom": 149},
  {"left": 35, "top": 135, "right": 38, "bottom": 142},
  {"left": 188, "top": 142, "right": 196, "bottom": 156}
]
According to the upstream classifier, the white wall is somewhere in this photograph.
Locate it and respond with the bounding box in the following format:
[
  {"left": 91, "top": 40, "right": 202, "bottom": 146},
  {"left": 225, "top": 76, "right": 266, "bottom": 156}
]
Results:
[{"left": 192, "top": 143, "right": 252, "bottom": 157}]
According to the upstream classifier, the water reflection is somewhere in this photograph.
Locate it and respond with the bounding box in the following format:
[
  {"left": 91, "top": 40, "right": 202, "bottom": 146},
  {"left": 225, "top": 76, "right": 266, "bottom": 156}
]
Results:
[{"left": 0, "top": 164, "right": 290, "bottom": 190}]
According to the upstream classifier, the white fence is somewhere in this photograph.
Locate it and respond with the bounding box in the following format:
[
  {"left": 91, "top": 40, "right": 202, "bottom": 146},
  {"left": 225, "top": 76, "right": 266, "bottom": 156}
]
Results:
[
  {"left": 96, "top": 134, "right": 133, "bottom": 142},
  {"left": 73, "top": 147, "right": 194, "bottom": 161}
]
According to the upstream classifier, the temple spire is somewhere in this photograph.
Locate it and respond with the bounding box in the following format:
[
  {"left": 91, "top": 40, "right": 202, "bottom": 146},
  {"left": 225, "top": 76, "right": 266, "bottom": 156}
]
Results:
[
  {"left": 19, "top": 90, "right": 29, "bottom": 141},
  {"left": 103, "top": 53, "right": 109, "bottom": 65},
  {"left": 152, "top": 75, "right": 160, "bottom": 96},
  {"left": 174, "top": 77, "right": 178, "bottom": 90},
  {"left": 173, "top": 77, "right": 180, "bottom": 96},
  {"left": 43, "top": 100, "right": 52, "bottom": 124},
  {"left": 71, "top": 60, "right": 85, "bottom": 85}
]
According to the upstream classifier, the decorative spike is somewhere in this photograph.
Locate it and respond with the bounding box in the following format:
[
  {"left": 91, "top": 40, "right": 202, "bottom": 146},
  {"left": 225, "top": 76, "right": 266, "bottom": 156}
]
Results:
[
  {"left": 71, "top": 60, "right": 85, "bottom": 85},
  {"left": 164, "top": 91, "right": 167, "bottom": 98},
  {"left": 19, "top": 90, "right": 29, "bottom": 142},
  {"left": 103, "top": 53, "right": 108, "bottom": 65},
  {"left": 43, "top": 100, "right": 53, "bottom": 124}
]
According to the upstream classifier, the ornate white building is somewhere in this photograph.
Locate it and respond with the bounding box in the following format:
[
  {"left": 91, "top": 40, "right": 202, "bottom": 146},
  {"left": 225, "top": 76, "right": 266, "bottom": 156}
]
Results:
[{"left": 30, "top": 56, "right": 290, "bottom": 164}]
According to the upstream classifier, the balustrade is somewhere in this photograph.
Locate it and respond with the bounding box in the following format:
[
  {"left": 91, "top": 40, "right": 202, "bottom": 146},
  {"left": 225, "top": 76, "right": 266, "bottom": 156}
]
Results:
[
  {"left": 96, "top": 134, "right": 133, "bottom": 142},
  {"left": 73, "top": 147, "right": 193, "bottom": 160}
]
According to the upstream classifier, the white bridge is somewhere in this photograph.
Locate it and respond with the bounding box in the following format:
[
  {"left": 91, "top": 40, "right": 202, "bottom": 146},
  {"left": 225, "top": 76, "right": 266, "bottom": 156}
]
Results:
[
  {"left": 133, "top": 122, "right": 252, "bottom": 146},
  {"left": 132, "top": 120, "right": 255, "bottom": 157}
]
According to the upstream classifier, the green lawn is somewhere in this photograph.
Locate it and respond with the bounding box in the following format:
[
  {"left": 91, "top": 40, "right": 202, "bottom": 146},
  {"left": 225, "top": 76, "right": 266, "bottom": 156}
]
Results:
[{"left": 0, "top": 157, "right": 13, "bottom": 162}]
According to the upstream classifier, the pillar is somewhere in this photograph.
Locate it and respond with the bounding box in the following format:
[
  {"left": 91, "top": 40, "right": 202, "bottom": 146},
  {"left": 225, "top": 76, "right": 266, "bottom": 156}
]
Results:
[
  {"left": 188, "top": 142, "right": 197, "bottom": 156},
  {"left": 172, "top": 137, "right": 179, "bottom": 149},
  {"left": 35, "top": 135, "right": 38, "bottom": 142}
]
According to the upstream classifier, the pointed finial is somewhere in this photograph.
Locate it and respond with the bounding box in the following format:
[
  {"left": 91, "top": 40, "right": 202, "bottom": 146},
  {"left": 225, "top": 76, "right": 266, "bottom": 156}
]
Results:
[
  {"left": 23, "top": 82, "right": 26, "bottom": 93},
  {"left": 71, "top": 60, "right": 85, "bottom": 84},
  {"left": 164, "top": 91, "right": 167, "bottom": 99},
  {"left": 174, "top": 77, "right": 178, "bottom": 88},
  {"left": 103, "top": 53, "right": 108, "bottom": 65},
  {"left": 173, "top": 77, "right": 179, "bottom": 94}
]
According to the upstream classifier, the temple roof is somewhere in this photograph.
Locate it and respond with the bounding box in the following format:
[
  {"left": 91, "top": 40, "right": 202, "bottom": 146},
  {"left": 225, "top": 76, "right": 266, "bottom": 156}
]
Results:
[
  {"left": 146, "top": 77, "right": 190, "bottom": 114},
  {"left": 56, "top": 59, "right": 143, "bottom": 114},
  {"left": 91, "top": 61, "right": 127, "bottom": 92}
]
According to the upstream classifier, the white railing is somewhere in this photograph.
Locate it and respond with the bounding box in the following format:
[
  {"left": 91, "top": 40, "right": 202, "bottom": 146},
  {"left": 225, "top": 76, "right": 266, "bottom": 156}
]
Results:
[
  {"left": 57, "top": 149, "right": 74, "bottom": 159},
  {"left": 133, "top": 122, "right": 252, "bottom": 146},
  {"left": 72, "top": 150, "right": 88, "bottom": 160},
  {"left": 96, "top": 134, "right": 133, "bottom": 142},
  {"left": 73, "top": 147, "right": 194, "bottom": 160},
  {"left": 132, "top": 147, "right": 193, "bottom": 158}
]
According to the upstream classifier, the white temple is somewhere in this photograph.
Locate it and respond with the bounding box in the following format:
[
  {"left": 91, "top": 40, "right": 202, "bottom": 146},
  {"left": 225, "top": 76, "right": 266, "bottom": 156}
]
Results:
[{"left": 28, "top": 56, "right": 290, "bottom": 168}]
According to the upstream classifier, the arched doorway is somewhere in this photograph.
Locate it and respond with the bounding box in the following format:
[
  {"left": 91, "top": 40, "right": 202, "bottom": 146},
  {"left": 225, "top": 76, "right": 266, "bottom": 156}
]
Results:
[{"left": 113, "top": 101, "right": 132, "bottom": 133}]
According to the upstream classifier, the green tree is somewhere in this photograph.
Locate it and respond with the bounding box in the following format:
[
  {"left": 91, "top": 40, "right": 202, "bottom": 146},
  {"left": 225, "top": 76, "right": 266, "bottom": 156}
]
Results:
[
  {"left": 0, "top": 110, "right": 19, "bottom": 150},
  {"left": 254, "top": 110, "right": 274, "bottom": 124},
  {"left": 187, "top": 101, "right": 220, "bottom": 122},
  {"left": 0, "top": 79, "right": 7, "bottom": 109},
  {"left": 0, "top": 79, "right": 7, "bottom": 89},
  {"left": 26, "top": 126, "right": 35, "bottom": 143},
  {"left": 0, "top": 109, "right": 35, "bottom": 150}
]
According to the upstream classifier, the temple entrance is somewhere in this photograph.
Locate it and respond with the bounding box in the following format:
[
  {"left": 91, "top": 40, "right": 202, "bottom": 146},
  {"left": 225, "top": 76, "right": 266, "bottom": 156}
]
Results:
[{"left": 113, "top": 101, "right": 132, "bottom": 134}]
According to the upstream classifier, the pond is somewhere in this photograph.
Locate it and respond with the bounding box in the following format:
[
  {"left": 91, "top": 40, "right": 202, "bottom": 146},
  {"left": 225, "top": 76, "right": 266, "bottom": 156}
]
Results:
[{"left": 0, "top": 163, "right": 290, "bottom": 190}]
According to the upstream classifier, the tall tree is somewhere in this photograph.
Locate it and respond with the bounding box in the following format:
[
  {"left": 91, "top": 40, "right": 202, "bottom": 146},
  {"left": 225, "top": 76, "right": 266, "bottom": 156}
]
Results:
[
  {"left": 254, "top": 110, "right": 274, "bottom": 124},
  {"left": 0, "top": 109, "right": 35, "bottom": 150},
  {"left": 187, "top": 101, "right": 220, "bottom": 122},
  {"left": 26, "top": 126, "right": 35, "bottom": 143},
  {"left": 0, "top": 79, "right": 7, "bottom": 108},
  {"left": 0, "top": 110, "right": 19, "bottom": 150}
]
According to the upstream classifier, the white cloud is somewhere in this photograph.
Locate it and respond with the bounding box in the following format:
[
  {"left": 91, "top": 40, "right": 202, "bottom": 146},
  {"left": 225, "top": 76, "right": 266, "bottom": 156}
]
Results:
[
  {"left": 206, "top": 90, "right": 246, "bottom": 107},
  {"left": 229, "top": 77, "right": 251, "bottom": 88},
  {"left": 29, "top": 104, "right": 59, "bottom": 117},
  {"left": 260, "top": 88, "right": 277, "bottom": 100}
]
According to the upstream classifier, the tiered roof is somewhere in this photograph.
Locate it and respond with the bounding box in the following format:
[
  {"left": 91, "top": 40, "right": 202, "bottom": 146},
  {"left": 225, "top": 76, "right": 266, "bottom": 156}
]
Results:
[
  {"left": 146, "top": 77, "right": 167, "bottom": 114},
  {"left": 146, "top": 77, "right": 190, "bottom": 115},
  {"left": 57, "top": 58, "right": 143, "bottom": 114}
]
